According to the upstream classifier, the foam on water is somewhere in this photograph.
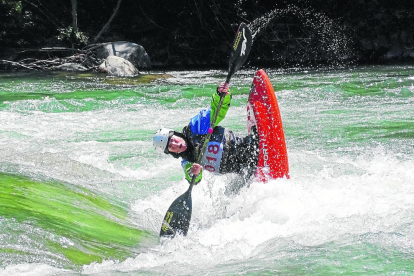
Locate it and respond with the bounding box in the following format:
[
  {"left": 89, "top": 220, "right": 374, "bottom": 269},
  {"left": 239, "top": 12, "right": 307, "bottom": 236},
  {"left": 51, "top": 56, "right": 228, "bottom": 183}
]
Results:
[
  {"left": 0, "top": 102, "right": 199, "bottom": 198},
  {"left": 1, "top": 67, "right": 414, "bottom": 274},
  {"left": 0, "top": 264, "right": 71, "bottom": 276},
  {"left": 80, "top": 145, "right": 414, "bottom": 274}
]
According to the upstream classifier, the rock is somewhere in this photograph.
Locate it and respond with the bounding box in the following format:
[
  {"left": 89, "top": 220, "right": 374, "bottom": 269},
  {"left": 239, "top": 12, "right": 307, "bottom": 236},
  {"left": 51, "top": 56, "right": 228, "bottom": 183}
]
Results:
[
  {"left": 97, "top": 41, "right": 151, "bottom": 69},
  {"left": 53, "top": 63, "right": 88, "bottom": 71},
  {"left": 98, "top": 56, "right": 139, "bottom": 77}
]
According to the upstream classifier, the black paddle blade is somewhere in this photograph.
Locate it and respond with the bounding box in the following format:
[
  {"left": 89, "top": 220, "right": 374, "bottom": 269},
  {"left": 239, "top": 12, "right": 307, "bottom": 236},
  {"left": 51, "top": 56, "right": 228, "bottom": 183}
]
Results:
[
  {"left": 226, "top": 22, "right": 253, "bottom": 83},
  {"left": 159, "top": 189, "right": 192, "bottom": 238}
]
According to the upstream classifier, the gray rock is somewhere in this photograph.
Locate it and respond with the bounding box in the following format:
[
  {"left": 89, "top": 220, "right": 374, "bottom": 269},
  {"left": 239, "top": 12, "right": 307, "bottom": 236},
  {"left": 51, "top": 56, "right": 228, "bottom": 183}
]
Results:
[
  {"left": 97, "top": 41, "right": 151, "bottom": 69},
  {"left": 98, "top": 56, "right": 139, "bottom": 77},
  {"left": 53, "top": 63, "right": 88, "bottom": 71}
]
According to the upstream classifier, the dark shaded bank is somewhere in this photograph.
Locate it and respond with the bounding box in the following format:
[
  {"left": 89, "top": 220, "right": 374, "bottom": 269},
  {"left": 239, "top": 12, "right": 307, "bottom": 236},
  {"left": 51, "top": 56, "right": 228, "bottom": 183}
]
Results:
[{"left": 1, "top": 0, "right": 414, "bottom": 69}]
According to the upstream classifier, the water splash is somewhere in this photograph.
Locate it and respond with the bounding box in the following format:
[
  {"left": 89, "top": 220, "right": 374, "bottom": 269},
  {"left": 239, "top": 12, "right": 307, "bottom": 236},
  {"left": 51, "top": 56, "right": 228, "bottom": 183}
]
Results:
[{"left": 249, "top": 5, "right": 354, "bottom": 65}]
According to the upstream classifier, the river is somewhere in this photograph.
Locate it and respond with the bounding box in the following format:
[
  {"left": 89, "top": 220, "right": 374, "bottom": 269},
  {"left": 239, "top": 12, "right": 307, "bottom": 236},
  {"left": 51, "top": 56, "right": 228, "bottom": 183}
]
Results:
[{"left": 1, "top": 66, "right": 414, "bottom": 275}]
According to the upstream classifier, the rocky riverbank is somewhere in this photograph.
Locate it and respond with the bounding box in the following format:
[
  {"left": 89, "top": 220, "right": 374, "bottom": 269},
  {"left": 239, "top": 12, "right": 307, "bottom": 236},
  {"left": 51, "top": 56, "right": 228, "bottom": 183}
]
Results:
[{"left": 1, "top": 1, "right": 413, "bottom": 71}]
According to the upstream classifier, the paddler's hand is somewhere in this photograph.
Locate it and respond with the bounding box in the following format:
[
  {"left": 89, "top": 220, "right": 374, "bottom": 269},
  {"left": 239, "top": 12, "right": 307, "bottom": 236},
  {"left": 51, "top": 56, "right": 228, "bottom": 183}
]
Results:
[
  {"left": 190, "top": 163, "right": 203, "bottom": 175},
  {"left": 217, "top": 82, "right": 230, "bottom": 96}
]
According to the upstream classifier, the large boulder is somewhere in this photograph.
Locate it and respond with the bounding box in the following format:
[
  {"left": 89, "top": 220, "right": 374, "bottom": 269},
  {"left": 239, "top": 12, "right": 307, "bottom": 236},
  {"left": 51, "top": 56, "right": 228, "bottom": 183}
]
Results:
[
  {"left": 98, "top": 56, "right": 139, "bottom": 77},
  {"left": 97, "top": 41, "right": 151, "bottom": 69}
]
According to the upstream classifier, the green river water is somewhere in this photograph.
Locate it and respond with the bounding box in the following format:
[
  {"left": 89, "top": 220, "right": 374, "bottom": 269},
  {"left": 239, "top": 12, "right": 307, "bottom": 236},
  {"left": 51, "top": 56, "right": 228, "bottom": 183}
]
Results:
[{"left": 0, "top": 66, "right": 413, "bottom": 275}]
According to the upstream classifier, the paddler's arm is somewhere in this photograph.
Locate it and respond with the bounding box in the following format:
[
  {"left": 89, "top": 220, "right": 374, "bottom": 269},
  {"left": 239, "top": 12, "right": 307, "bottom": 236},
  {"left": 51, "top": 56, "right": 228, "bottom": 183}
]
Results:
[
  {"left": 181, "top": 159, "right": 203, "bottom": 184},
  {"left": 210, "top": 82, "right": 231, "bottom": 127}
]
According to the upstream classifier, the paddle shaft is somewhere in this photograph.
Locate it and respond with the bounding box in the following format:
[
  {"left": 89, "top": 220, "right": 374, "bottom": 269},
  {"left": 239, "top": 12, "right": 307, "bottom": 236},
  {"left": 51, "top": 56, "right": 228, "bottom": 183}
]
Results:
[
  {"left": 188, "top": 88, "right": 227, "bottom": 192},
  {"left": 188, "top": 23, "right": 252, "bottom": 191}
]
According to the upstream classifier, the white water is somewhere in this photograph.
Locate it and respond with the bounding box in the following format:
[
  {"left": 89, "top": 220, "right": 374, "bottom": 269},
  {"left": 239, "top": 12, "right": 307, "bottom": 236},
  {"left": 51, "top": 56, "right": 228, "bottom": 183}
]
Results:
[
  {"left": 1, "top": 67, "right": 414, "bottom": 275},
  {"left": 72, "top": 145, "right": 413, "bottom": 274}
]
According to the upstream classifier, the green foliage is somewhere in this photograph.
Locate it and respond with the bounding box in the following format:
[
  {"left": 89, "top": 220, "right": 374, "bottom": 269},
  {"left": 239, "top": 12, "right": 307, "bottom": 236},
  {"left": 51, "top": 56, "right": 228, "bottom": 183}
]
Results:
[
  {"left": 2, "top": 0, "right": 22, "bottom": 13},
  {"left": 57, "top": 26, "right": 89, "bottom": 44}
]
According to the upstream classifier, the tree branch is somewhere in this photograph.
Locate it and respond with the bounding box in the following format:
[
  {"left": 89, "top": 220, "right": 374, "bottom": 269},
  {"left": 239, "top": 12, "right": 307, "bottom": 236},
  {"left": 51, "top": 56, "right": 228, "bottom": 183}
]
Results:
[
  {"left": 71, "top": 0, "right": 78, "bottom": 33},
  {"left": 92, "top": 0, "right": 123, "bottom": 44}
]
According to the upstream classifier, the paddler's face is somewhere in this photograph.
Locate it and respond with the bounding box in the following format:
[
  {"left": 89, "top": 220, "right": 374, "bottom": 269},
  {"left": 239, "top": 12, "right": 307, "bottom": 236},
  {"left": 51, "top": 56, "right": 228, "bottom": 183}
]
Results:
[{"left": 168, "top": 135, "right": 187, "bottom": 153}]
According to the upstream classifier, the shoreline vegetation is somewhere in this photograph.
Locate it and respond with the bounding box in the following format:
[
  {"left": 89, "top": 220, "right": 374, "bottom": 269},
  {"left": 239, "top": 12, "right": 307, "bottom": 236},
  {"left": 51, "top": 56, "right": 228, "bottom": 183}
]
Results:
[{"left": 1, "top": 0, "right": 413, "bottom": 72}]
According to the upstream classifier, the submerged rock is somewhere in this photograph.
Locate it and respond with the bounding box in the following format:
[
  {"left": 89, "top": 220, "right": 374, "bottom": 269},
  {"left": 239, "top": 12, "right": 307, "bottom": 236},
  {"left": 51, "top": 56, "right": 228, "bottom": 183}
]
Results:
[
  {"left": 97, "top": 41, "right": 151, "bottom": 69},
  {"left": 98, "top": 56, "right": 139, "bottom": 77}
]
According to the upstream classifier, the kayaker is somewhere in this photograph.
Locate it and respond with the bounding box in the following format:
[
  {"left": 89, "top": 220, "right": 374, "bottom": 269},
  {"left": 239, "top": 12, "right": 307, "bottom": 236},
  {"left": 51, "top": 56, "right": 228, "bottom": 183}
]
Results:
[{"left": 153, "top": 82, "right": 259, "bottom": 184}]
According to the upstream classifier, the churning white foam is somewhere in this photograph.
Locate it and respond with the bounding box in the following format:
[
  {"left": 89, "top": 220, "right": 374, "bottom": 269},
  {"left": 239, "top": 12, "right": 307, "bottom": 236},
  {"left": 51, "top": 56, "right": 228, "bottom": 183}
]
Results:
[{"left": 83, "top": 145, "right": 414, "bottom": 274}]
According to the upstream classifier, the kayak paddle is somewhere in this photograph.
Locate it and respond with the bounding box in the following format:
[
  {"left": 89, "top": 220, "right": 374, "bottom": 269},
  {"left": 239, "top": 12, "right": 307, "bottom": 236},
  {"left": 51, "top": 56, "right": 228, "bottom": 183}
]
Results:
[{"left": 160, "top": 22, "right": 253, "bottom": 238}]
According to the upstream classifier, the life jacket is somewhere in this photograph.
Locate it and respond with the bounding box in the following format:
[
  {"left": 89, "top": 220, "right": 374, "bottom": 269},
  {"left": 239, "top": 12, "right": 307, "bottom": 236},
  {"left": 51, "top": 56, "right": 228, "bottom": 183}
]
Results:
[
  {"left": 181, "top": 108, "right": 258, "bottom": 174},
  {"left": 182, "top": 124, "right": 235, "bottom": 173}
]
